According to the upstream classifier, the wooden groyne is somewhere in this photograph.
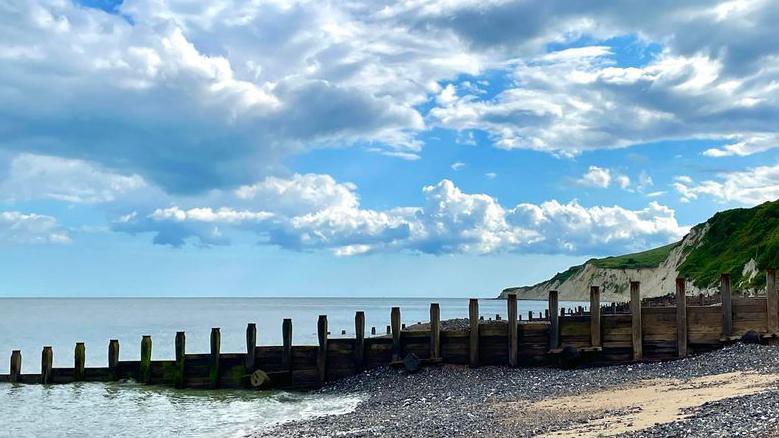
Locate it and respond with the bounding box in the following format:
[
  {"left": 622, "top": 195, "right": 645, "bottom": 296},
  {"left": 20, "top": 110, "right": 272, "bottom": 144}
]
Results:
[{"left": 3, "top": 272, "right": 779, "bottom": 390}]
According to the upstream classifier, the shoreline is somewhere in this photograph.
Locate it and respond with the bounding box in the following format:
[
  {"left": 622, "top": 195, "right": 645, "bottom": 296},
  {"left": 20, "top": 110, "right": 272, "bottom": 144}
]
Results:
[{"left": 258, "top": 343, "right": 779, "bottom": 437}]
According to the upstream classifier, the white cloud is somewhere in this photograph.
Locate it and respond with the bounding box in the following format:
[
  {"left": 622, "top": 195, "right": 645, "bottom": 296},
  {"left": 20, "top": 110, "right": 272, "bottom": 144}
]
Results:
[
  {"left": 577, "top": 166, "right": 632, "bottom": 190},
  {"left": 2, "top": 0, "right": 778, "bottom": 198},
  {"left": 0, "top": 211, "right": 70, "bottom": 244},
  {"left": 451, "top": 162, "right": 466, "bottom": 171},
  {"left": 578, "top": 166, "right": 612, "bottom": 188},
  {"left": 0, "top": 154, "right": 146, "bottom": 203},
  {"left": 673, "top": 164, "right": 779, "bottom": 205},
  {"left": 485, "top": 172, "right": 497, "bottom": 179},
  {"left": 116, "top": 174, "right": 687, "bottom": 255}
]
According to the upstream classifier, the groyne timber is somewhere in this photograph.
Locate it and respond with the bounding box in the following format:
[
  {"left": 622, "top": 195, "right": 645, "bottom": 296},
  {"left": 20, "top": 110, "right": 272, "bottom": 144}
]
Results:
[{"left": 3, "top": 271, "right": 779, "bottom": 390}]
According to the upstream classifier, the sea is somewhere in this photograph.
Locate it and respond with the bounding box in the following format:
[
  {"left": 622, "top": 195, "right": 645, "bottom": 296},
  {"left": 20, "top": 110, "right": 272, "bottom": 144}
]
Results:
[{"left": 0, "top": 297, "right": 586, "bottom": 437}]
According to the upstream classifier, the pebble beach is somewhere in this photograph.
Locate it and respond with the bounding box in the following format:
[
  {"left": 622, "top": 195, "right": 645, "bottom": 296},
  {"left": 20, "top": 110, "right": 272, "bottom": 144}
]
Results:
[{"left": 257, "top": 342, "right": 779, "bottom": 437}]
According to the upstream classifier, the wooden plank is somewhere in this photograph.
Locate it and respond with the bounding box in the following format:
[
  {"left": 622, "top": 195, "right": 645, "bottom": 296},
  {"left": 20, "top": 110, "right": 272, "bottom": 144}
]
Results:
[
  {"left": 74, "top": 342, "right": 85, "bottom": 381},
  {"left": 507, "top": 293, "right": 518, "bottom": 367},
  {"left": 631, "top": 281, "right": 642, "bottom": 361},
  {"left": 317, "top": 315, "right": 328, "bottom": 384},
  {"left": 590, "top": 286, "right": 601, "bottom": 347},
  {"left": 676, "top": 278, "right": 688, "bottom": 358},
  {"left": 469, "top": 298, "right": 479, "bottom": 367},
  {"left": 108, "top": 339, "right": 119, "bottom": 380},
  {"left": 721, "top": 273, "right": 732, "bottom": 337},
  {"left": 175, "top": 331, "right": 186, "bottom": 388},
  {"left": 246, "top": 323, "right": 257, "bottom": 371},
  {"left": 10, "top": 350, "right": 21, "bottom": 383},
  {"left": 549, "top": 290, "right": 559, "bottom": 350},
  {"left": 391, "top": 307, "right": 401, "bottom": 362},
  {"left": 769, "top": 269, "right": 778, "bottom": 333},
  {"left": 41, "top": 346, "right": 53, "bottom": 384},
  {"left": 140, "top": 336, "right": 152, "bottom": 384},
  {"left": 282, "top": 318, "right": 293, "bottom": 373},
  {"left": 355, "top": 311, "right": 365, "bottom": 371},
  {"left": 210, "top": 328, "right": 221, "bottom": 388},
  {"left": 430, "top": 303, "right": 441, "bottom": 360}
]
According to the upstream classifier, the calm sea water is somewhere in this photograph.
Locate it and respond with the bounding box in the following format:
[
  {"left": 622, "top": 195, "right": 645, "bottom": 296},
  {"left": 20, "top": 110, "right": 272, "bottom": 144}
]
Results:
[{"left": 0, "top": 297, "right": 585, "bottom": 437}]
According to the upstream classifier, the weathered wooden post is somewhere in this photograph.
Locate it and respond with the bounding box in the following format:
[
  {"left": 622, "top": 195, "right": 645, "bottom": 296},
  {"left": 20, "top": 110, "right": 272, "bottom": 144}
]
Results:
[
  {"left": 371, "top": 326, "right": 376, "bottom": 336},
  {"left": 469, "top": 299, "right": 479, "bottom": 367},
  {"left": 507, "top": 293, "right": 518, "bottom": 367},
  {"left": 549, "top": 291, "right": 559, "bottom": 350},
  {"left": 430, "top": 303, "right": 441, "bottom": 360},
  {"left": 386, "top": 325, "right": 391, "bottom": 335},
  {"left": 355, "top": 311, "right": 365, "bottom": 371},
  {"left": 768, "top": 270, "right": 778, "bottom": 333},
  {"left": 41, "top": 346, "right": 53, "bottom": 384},
  {"left": 721, "top": 273, "right": 733, "bottom": 338},
  {"left": 630, "top": 281, "right": 643, "bottom": 361},
  {"left": 246, "top": 323, "right": 257, "bottom": 371},
  {"left": 175, "top": 331, "right": 186, "bottom": 388},
  {"left": 317, "top": 315, "right": 328, "bottom": 384},
  {"left": 282, "top": 318, "right": 292, "bottom": 373},
  {"left": 676, "top": 278, "right": 688, "bottom": 358},
  {"left": 10, "top": 350, "right": 21, "bottom": 383},
  {"left": 391, "top": 307, "right": 401, "bottom": 361},
  {"left": 209, "top": 328, "right": 221, "bottom": 388},
  {"left": 590, "top": 286, "right": 601, "bottom": 348},
  {"left": 108, "top": 339, "right": 119, "bottom": 380},
  {"left": 140, "top": 336, "right": 152, "bottom": 384},
  {"left": 74, "top": 342, "right": 86, "bottom": 381}
]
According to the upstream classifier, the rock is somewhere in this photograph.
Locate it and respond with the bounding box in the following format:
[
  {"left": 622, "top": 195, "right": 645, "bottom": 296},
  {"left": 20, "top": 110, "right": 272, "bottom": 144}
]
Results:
[{"left": 403, "top": 353, "right": 421, "bottom": 373}]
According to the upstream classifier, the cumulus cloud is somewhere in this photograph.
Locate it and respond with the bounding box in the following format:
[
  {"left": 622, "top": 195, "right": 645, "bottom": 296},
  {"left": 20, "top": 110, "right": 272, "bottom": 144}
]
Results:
[
  {"left": 116, "top": 174, "right": 687, "bottom": 255},
  {"left": 673, "top": 164, "right": 779, "bottom": 205},
  {"left": 0, "top": 211, "right": 70, "bottom": 244},
  {"left": 0, "top": 154, "right": 146, "bottom": 203},
  {"left": 1, "top": 0, "right": 777, "bottom": 198},
  {"left": 577, "top": 166, "right": 631, "bottom": 190},
  {"left": 578, "top": 166, "right": 612, "bottom": 188}
]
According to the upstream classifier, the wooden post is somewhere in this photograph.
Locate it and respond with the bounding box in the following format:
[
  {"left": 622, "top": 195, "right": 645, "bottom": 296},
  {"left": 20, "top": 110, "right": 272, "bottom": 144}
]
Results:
[
  {"left": 245, "top": 323, "right": 257, "bottom": 371},
  {"left": 74, "top": 342, "right": 85, "bottom": 381},
  {"left": 391, "top": 307, "right": 401, "bottom": 362},
  {"left": 355, "top": 311, "right": 365, "bottom": 371},
  {"left": 140, "top": 336, "right": 152, "bottom": 384},
  {"left": 209, "top": 328, "right": 221, "bottom": 388},
  {"left": 430, "top": 303, "right": 441, "bottom": 360},
  {"left": 108, "top": 339, "right": 119, "bottom": 380},
  {"left": 175, "top": 331, "right": 186, "bottom": 388},
  {"left": 386, "top": 325, "right": 391, "bottom": 335},
  {"left": 469, "top": 298, "right": 479, "bottom": 367},
  {"left": 768, "top": 270, "right": 778, "bottom": 333},
  {"left": 507, "top": 293, "right": 518, "bottom": 367},
  {"left": 675, "top": 278, "right": 688, "bottom": 358},
  {"left": 721, "top": 273, "right": 733, "bottom": 337},
  {"left": 10, "top": 350, "right": 21, "bottom": 383},
  {"left": 41, "top": 346, "right": 53, "bottom": 384},
  {"left": 528, "top": 310, "right": 533, "bottom": 321},
  {"left": 282, "top": 318, "right": 292, "bottom": 372},
  {"left": 549, "top": 291, "right": 559, "bottom": 350},
  {"left": 317, "top": 315, "right": 328, "bottom": 384},
  {"left": 590, "top": 286, "right": 601, "bottom": 348},
  {"left": 371, "top": 326, "right": 376, "bottom": 336},
  {"left": 630, "top": 281, "right": 642, "bottom": 361}
]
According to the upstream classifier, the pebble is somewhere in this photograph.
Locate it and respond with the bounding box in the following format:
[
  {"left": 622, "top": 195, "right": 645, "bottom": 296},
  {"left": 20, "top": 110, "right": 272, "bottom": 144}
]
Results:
[{"left": 253, "top": 342, "right": 779, "bottom": 437}]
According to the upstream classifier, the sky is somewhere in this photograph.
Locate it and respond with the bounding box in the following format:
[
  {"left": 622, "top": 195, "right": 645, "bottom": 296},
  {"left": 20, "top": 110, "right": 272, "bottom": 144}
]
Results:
[{"left": 1, "top": 0, "right": 779, "bottom": 297}]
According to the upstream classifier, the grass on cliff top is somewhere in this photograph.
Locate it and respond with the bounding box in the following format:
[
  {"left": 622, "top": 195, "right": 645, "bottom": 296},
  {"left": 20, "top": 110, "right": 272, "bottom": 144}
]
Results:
[
  {"left": 678, "top": 200, "right": 779, "bottom": 289},
  {"left": 592, "top": 243, "right": 678, "bottom": 269},
  {"left": 548, "top": 243, "right": 677, "bottom": 285}
]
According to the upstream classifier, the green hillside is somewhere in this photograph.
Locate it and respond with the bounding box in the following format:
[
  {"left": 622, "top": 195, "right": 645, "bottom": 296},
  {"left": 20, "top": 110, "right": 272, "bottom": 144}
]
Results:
[
  {"left": 678, "top": 200, "right": 779, "bottom": 289},
  {"left": 543, "top": 200, "right": 779, "bottom": 291},
  {"left": 592, "top": 243, "right": 678, "bottom": 269}
]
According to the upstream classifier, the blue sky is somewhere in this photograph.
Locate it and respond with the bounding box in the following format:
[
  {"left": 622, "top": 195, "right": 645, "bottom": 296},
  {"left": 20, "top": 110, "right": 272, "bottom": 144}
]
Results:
[{"left": 1, "top": 0, "right": 778, "bottom": 297}]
